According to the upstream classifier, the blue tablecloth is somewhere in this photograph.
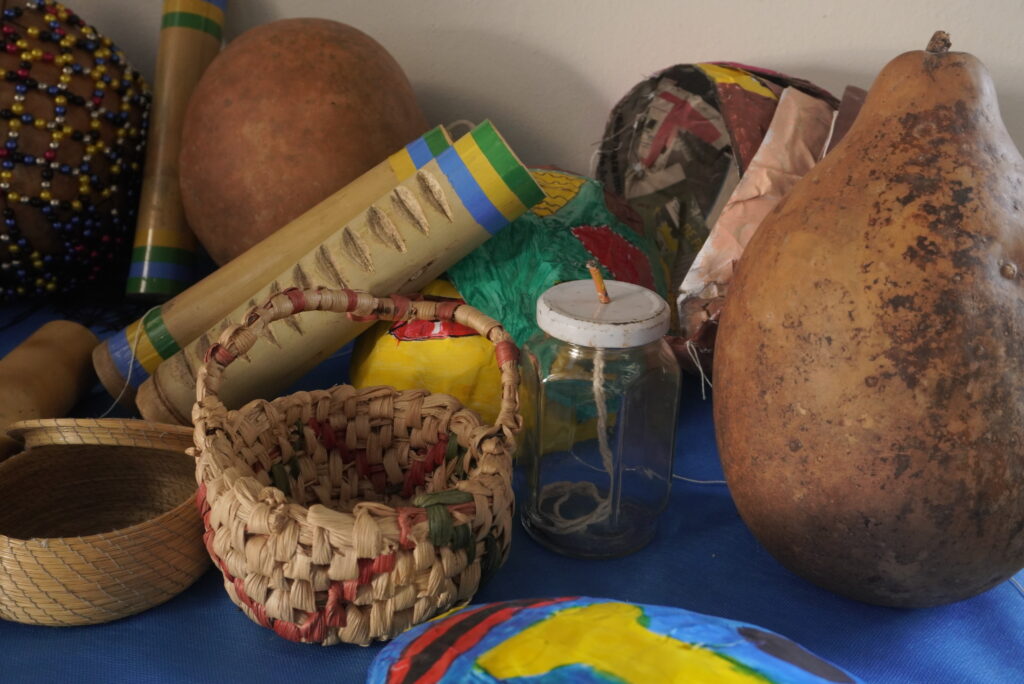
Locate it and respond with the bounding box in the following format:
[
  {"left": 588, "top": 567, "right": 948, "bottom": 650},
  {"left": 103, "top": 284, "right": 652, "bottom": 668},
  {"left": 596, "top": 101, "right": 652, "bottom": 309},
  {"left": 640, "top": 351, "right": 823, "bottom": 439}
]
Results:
[{"left": 1, "top": 309, "right": 1022, "bottom": 683}]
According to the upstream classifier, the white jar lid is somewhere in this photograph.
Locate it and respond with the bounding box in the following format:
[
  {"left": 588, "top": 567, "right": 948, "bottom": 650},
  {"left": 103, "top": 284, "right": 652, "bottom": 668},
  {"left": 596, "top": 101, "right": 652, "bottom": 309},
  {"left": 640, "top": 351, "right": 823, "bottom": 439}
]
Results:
[{"left": 536, "top": 280, "right": 670, "bottom": 348}]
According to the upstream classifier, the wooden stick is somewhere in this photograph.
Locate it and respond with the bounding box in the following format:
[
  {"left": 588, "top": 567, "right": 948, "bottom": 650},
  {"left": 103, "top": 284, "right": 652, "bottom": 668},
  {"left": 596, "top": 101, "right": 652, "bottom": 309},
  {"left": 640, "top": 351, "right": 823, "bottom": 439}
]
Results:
[{"left": 587, "top": 260, "right": 611, "bottom": 303}]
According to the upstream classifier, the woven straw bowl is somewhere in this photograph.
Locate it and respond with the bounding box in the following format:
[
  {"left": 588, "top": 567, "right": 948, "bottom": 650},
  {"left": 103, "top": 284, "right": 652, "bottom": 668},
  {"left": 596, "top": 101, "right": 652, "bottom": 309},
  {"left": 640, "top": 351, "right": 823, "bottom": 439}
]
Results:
[
  {"left": 193, "top": 288, "right": 521, "bottom": 645},
  {"left": 0, "top": 418, "right": 209, "bottom": 626}
]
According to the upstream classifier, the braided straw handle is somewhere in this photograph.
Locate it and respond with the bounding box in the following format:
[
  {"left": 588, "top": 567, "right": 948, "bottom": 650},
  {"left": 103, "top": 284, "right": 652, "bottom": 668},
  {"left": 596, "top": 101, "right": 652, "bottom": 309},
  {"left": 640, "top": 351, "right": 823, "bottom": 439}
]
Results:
[{"left": 196, "top": 287, "right": 522, "bottom": 438}]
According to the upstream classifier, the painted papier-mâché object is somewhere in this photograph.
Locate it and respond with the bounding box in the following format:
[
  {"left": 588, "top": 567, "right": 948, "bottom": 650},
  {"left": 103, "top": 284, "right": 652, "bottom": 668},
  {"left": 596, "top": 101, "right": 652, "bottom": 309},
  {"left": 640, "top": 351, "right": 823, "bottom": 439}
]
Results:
[{"left": 368, "top": 596, "right": 862, "bottom": 684}]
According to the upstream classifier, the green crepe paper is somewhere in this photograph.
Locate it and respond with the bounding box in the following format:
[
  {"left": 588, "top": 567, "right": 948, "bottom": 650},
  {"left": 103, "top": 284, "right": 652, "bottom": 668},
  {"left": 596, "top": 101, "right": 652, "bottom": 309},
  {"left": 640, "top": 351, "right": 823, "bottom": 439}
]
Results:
[{"left": 449, "top": 171, "right": 668, "bottom": 348}]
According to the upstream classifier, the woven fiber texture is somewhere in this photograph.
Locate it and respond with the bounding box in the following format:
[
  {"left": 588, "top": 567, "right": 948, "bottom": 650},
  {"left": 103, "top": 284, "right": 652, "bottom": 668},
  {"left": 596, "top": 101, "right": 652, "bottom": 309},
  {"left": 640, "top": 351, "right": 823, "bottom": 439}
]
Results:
[
  {"left": 192, "top": 287, "right": 521, "bottom": 645},
  {"left": 0, "top": 418, "right": 208, "bottom": 626}
]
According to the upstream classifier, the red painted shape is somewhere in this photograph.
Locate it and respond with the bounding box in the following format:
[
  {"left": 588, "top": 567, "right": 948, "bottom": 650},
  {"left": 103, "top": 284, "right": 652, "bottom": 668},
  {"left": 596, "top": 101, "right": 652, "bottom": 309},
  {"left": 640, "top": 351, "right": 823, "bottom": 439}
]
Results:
[
  {"left": 643, "top": 91, "right": 721, "bottom": 167},
  {"left": 389, "top": 318, "right": 478, "bottom": 342},
  {"left": 387, "top": 597, "right": 578, "bottom": 684},
  {"left": 571, "top": 225, "right": 656, "bottom": 291}
]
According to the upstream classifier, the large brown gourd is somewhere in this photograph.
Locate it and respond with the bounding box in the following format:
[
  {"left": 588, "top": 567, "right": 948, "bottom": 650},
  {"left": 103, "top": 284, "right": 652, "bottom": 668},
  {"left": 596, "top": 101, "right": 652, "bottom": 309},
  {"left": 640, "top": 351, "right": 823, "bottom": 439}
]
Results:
[
  {"left": 714, "top": 32, "right": 1024, "bottom": 607},
  {"left": 179, "top": 19, "right": 427, "bottom": 265}
]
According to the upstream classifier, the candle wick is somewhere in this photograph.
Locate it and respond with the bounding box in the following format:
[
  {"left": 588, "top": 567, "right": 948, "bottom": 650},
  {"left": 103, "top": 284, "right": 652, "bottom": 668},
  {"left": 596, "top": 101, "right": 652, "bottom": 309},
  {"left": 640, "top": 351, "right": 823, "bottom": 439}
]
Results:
[{"left": 586, "top": 260, "right": 611, "bottom": 303}]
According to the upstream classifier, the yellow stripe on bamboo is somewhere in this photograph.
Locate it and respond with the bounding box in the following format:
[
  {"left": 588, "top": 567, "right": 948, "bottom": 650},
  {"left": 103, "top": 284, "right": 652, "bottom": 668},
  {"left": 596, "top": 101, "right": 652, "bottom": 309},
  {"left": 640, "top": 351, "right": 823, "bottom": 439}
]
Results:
[
  {"left": 453, "top": 134, "right": 527, "bottom": 222},
  {"left": 162, "top": 0, "right": 225, "bottom": 26},
  {"left": 131, "top": 227, "right": 197, "bottom": 251},
  {"left": 387, "top": 148, "right": 418, "bottom": 181},
  {"left": 123, "top": 321, "right": 165, "bottom": 373}
]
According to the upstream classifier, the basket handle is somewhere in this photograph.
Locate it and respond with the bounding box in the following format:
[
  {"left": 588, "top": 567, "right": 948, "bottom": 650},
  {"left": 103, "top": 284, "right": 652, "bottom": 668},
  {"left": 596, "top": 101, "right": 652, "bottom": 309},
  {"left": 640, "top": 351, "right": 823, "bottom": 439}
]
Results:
[{"left": 195, "top": 288, "right": 522, "bottom": 436}]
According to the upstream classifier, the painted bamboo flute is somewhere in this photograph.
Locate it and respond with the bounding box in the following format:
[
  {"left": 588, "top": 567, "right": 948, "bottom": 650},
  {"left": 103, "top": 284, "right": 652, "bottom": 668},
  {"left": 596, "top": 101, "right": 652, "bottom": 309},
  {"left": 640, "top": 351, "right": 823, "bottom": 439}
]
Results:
[
  {"left": 94, "top": 126, "right": 452, "bottom": 405},
  {"left": 126, "top": 0, "right": 227, "bottom": 298},
  {"left": 135, "top": 120, "right": 544, "bottom": 424}
]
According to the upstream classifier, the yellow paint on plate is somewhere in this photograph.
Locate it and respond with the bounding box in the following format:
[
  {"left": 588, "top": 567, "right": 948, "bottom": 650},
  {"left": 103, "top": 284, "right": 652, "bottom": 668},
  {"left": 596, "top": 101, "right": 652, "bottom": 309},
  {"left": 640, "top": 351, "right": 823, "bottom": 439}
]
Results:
[{"left": 477, "top": 602, "right": 768, "bottom": 683}]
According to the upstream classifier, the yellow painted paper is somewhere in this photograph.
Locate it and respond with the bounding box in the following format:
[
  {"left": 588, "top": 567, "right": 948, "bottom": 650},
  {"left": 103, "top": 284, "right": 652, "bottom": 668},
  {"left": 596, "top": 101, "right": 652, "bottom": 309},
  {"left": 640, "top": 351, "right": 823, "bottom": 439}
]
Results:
[
  {"left": 478, "top": 602, "right": 768, "bottom": 683},
  {"left": 697, "top": 63, "right": 778, "bottom": 100}
]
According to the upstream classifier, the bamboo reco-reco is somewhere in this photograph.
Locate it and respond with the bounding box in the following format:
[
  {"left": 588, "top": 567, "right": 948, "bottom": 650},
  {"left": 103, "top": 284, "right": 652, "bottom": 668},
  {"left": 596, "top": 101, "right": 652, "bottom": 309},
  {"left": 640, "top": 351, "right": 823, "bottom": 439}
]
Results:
[
  {"left": 0, "top": 321, "right": 98, "bottom": 460},
  {"left": 94, "top": 125, "right": 453, "bottom": 405},
  {"left": 126, "top": 0, "right": 227, "bottom": 299},
  {"left": 136, "top": 120, "right": 545, "bottom": 424}
]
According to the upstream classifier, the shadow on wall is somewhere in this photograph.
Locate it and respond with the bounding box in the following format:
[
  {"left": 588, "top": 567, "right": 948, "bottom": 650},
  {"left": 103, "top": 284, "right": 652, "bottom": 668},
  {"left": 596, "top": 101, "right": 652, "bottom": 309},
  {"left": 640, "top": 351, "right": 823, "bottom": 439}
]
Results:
[
  {"left": 227, "top": 1, "right": 608, "bottom": 171},
  {"left": 410, "top": 27, "right": 609, "bottom": 173}
]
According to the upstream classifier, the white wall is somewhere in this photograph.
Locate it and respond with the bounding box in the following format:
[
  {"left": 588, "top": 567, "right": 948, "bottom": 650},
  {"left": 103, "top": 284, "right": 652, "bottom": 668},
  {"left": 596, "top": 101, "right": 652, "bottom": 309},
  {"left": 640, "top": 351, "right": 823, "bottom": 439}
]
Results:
[{"left": 68, "top": 0, "right": 1024, "bottom": 174}]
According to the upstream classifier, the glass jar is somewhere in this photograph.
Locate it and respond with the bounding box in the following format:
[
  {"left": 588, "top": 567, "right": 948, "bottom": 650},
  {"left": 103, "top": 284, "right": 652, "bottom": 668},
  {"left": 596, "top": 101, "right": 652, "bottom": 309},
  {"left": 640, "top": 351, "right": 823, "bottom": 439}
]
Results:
[{"left": 518, "top": 279, "right": 680, "bottom": 558}]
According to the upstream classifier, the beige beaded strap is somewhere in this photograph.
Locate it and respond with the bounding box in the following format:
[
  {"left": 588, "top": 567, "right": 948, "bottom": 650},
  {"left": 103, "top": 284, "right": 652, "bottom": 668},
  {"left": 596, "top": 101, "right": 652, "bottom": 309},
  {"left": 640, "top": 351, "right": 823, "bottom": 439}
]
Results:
[{"left": 191, "top": 287, "right": 521, "bottom": 645}]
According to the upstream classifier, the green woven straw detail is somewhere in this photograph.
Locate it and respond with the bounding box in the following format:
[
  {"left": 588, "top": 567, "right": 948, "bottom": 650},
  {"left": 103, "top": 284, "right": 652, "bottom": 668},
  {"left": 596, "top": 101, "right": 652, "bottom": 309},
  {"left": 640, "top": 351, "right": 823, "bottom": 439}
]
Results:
[
  {"left": 452, "top": 524, "right": 473, "bottom": 555},
  {"left": 482, "top": 534, "right": 502, "bottom": 582},
  {"left": 270, "top": 463, "right": 291, "bottom": 497},
  {"left": 445, "top": 435, "right": 460, "bottom": 462},
  {"left": 463, "top": 527, "right": 477, "bottom": 564},
  {"left": 426, "top": 504, "right": 453, "bottom": 547},
  {"left": 414, "top": 490, "right": 474, "bottom": 507}
]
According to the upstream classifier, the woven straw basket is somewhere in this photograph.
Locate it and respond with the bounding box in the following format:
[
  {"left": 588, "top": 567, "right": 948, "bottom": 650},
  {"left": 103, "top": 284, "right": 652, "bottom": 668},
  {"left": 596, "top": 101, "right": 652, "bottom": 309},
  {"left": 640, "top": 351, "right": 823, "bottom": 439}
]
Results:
[
  {"left": 0, "top": 418, "right": 208, "bottom": 626},
  {"left": 192, "top": 287, "right": 521, "bottom": 645}
]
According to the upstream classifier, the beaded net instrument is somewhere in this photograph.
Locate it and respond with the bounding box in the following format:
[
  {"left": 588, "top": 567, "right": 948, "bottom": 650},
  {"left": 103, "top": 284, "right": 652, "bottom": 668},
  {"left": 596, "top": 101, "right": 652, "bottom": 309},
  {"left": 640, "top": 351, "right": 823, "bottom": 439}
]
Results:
[{"left": 0, "top": 1, "right": 149, "bottom": 301}]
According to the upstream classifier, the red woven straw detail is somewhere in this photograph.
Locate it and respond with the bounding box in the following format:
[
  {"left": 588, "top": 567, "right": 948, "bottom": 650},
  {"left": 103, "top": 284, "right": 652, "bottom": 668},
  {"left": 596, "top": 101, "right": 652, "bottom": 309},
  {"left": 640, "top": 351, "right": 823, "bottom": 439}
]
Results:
[
  {"left": 203, "top": 342, "right": 236, "bottom": 365},
  {"left": 357, "top": 558, "right": 374, "bottom": 584},
  {"left": 274, "top": 611, "right": 328, "bottom": 644},
  {"left": 301, "top": 611, "right": 327, "bottom": 644},
  {"left": 282, "top": 287, "right": 306, "bottom": 312},
  {"left": 202, "top": 529, "right": 230, "bottom": 578},
  {"left": 401, "top": 459, "right": 425, "bottom": 498},
  {"left": 325, "top": 582, "right": 347, "bottom": 628},
  {"left": 348, "top": 312, "right": 377, "bottom": 322},
  {"left": 401, "top": 435, "right": 450, "bottom": 497},
  {"left": 251, "top": 601, "right": 271, "bottom": 629},
  {"left": 232, "top": 576, "right": 253, "bottom": 610},
  {"left": 342, "top": 289, "right": 359, "bottom": 312},
  {"left": 309, "top": 418, "right": 337, "bottom": 450},
  {"left": 196, "top": 482, "right": 209, "bottom": 515},
  {"left": 397, "top": 507, "right": 424, "bottom": 549},
  {"left": 430, "top": 434, "right": 448, "bottom": 465},
  {"left": 215, "top": 346, "right": 238, "bottom": 365},
  {"left": 338, "top": 441, "right": 353, "bottom": 464},
  {"left": 342, "top": 579, "right": 359, "bottom": 602},
  {"left": 495, "top": 340, "right": 519, "bottom": 367},
  {"left": 390, "top": 295, "right": 413, "bottom": 320},
  {"left": 436, "top": 300, "right": 461, "bottom": 321},
  {"left": 273, "top": 618, "right": 302, "bottom": 642},
  {"left": 230, "top": 577, "right": 272, "bottom": 629},
  {"left": 372, "top": 552, "right": 396, "bottom": 574},
  {"left": 371, "top": 467, "right": 386, "bottom": 494},
  {"left": 321, "top": 426, "right": 336, "bottom": 450}
]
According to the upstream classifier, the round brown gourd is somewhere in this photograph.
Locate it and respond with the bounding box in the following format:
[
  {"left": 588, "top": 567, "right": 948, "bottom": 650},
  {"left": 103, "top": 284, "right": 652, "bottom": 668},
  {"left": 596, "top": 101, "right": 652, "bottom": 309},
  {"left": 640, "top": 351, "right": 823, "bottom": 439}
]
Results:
[
  {"left": 714, "top": 32, "right": 1024, "bottom": 607},
  {"left": 179, "top": 18, "right": 427, "bottom": 265}
]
